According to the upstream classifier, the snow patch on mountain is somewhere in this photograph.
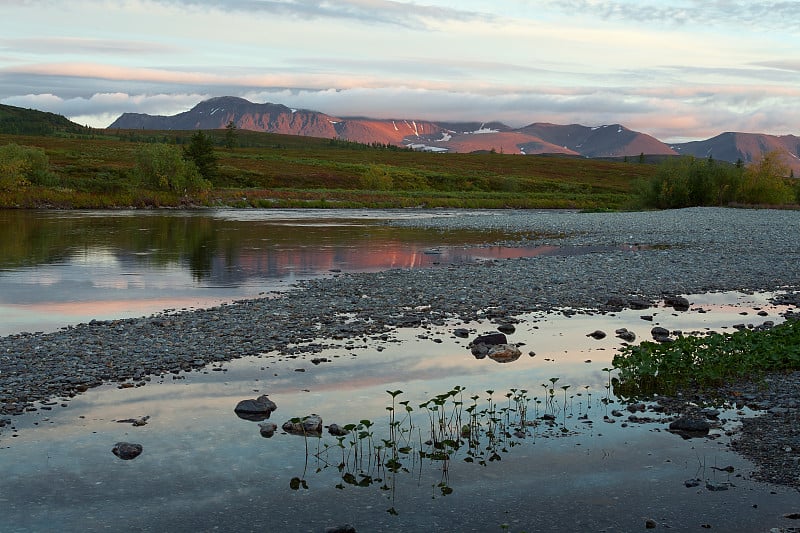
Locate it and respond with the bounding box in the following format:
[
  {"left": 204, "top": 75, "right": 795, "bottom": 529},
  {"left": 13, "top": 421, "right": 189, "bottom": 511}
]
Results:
[{"left": 469, "top": 123, "right": 499, "bottom": 134}]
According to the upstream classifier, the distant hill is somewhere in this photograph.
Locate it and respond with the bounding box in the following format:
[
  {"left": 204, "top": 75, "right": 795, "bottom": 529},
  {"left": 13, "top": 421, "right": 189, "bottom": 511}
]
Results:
[
  {"left": 108, "top": 96, "right": 676, "bottom": 159},
  {"left": 107, "top": 96, "right": 799, "bottom": 173},
  {"left": 671, "top": 132, "right": 800, "bottom": 175},
  {"left": 0, "top": 104, "right": 91, "bottom": 135}
]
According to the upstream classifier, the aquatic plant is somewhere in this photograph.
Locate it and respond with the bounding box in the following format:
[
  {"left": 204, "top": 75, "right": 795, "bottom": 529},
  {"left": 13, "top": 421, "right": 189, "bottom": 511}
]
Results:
[
  {"left": 612, "top": 318, "right": 800, "bottom": 398},
  {"left": 283, "top": 383, "right": 603, "bottom": 515}
]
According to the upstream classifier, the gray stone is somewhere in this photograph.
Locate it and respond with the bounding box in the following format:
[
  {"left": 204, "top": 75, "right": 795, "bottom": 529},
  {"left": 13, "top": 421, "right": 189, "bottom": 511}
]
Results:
[
  {"left": 234, "top": 395, "right": 277, "bottom": 421},
  {"left": 669, "top": 417, "right": 710, "bottom": 438},
  {"left": 259, "top": 422, "right": 277, "bottom": 438},
  {"left": 112, "top": 442, "right": 143, "bottom": 460},
  {"left": 282, "top": 414, "right": 323, "bottom": 436},
  {"left": 328, "top": 423, "right": 350, "bottom": 436}
]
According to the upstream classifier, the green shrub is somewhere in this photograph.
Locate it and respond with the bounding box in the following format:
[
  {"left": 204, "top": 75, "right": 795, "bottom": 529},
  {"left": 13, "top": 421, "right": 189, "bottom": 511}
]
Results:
[
  {"left": 134, "top": 143, "right": 211, "bottom": 193},
  {"left": 359, "top": 164, "right": 394, "bottom": 190},
  {"left": 638, "top": 156, "right": 745, "bottom": 208},
  {"left": 0, "top": 143, "right": 54, "bottom": 190},
  {"left": 639, "top": 151, "right": 795, "bottom": 208},
  {"left": 736, "top": 151, "right": 794, "bottom": 205}
]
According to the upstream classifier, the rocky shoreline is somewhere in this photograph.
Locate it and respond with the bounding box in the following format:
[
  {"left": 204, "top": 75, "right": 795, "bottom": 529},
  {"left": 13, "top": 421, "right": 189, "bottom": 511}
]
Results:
[{"left": 1, "top": 207, "right": 800, "bottom": 490}]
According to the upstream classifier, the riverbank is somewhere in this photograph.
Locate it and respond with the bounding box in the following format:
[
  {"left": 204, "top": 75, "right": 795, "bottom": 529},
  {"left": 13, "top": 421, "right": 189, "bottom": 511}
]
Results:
[{"left": 2, "top": 207, "right": 800, "bottom": 494}]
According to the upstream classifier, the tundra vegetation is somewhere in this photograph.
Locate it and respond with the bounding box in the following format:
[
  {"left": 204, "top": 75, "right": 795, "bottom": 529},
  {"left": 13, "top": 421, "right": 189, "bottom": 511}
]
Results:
[
  {"left": 638, "top": 151, "right": 798, "bottom": 208},
  {"left": 0, "top": 109, "right": 797, "bottom": 209}
]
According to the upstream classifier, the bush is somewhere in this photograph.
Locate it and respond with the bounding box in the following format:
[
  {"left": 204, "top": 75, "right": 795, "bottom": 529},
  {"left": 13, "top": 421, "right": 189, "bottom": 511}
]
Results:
[
  {"left": 736, "top": 151, "right": 794, "bottom": 205},
  {"left": 359, "top": 164, "right": 394, "bottom": 190},
  {"left": 134, "top": 143, "right": 211, "bottom": 193},
  {"left": 639, "top": 152, "right": 795, "bottom": 209},
  {"left": 0, "top": 143, "right": 53, "bottom": 190}
]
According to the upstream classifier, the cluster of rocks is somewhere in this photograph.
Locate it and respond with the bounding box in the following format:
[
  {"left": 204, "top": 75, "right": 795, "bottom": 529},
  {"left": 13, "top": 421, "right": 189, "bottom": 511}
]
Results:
[
  {"left": 615, "top": 371, "right": 800, "bottom": 490},
  {"left": 233, "top": 394, "right": 349, "bottom": 440},
  {"left": 468, "top": 332, "right": 522, "bottom": 363}
]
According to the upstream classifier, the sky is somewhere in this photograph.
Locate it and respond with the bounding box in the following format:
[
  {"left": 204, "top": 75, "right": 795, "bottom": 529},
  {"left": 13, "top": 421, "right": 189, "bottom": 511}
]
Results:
[{"left": 1, "top": 0, "right": 799, "bottom": 142}]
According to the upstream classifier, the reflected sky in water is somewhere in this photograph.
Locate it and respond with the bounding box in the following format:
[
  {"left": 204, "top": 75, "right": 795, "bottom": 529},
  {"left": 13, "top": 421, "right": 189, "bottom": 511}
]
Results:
[
  {"left": 0, "top": 209, "right": 549, "bottom": 335},
  {"left": 1, "top": 294, "right": 797, "bottom": 532}
]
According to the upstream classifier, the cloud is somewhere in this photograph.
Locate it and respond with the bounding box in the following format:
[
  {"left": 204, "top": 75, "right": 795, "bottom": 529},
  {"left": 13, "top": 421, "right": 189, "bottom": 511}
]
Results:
[
  {"left": 545, "top": 0, "right": 800, "bottom": 28},
  {"left": 4, "top": 84, "right": 799, "bottom": 142},
  {"left": 1, "top": 92, "right": 207, "bottom": 123},
  {"left": 0, "top": 37, "right": 185, "bottom": 56},
  {"left": 87, "top": 0, "right": 494, "bottom": 29}
]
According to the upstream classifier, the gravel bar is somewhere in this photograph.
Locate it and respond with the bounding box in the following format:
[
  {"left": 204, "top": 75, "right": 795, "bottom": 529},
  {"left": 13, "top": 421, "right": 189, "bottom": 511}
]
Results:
[{"left": 1, "top": 207, "right": 800, "bottom": 486}]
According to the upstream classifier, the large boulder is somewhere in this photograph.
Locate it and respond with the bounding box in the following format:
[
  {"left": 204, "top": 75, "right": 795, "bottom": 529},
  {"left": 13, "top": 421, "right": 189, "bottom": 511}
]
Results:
[{"left": 234, "top": 395, "right": 277, "bottom": 421}]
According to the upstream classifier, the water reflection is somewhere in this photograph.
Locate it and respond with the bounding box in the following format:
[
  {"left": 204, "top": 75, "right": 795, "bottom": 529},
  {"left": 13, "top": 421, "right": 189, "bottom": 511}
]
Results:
[
  {"left": 0, "top": 209, "right": 534, "bottom": 335},
  {"left": 1, "top": 295, "right": 796, "bottom": 532}
]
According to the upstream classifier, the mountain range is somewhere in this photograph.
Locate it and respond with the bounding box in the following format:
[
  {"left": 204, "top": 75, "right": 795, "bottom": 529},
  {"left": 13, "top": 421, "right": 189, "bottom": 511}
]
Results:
[{"left": 106, "top": 96, "right": 793, "bottom": 175}]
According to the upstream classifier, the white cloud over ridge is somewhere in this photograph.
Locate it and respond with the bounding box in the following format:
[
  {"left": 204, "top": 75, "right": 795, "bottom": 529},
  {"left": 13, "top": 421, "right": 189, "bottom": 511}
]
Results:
[
  {"left": 0, "top": 0, "right": 798, "bottom": 142},
  {"left": 6, "top": 84, "right": 799, "bottom": 143}
]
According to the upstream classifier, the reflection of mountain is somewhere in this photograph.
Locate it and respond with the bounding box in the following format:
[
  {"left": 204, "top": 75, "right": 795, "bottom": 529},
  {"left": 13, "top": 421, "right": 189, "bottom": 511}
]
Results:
[{"left": 203, "top": 243, "right": 453, "bottom": 284}]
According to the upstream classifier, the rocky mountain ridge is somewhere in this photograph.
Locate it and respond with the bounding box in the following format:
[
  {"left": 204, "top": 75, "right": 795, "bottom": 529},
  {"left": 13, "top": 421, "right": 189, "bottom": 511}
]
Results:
[{"left": 108, "top": 96, "right": 800, "bottom": 173}]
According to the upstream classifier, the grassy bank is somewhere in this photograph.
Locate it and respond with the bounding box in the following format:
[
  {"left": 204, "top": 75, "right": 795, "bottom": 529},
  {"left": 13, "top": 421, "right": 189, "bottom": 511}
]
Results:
[{"left": 0, "top": 130, "right": 655, "bottom": 209}]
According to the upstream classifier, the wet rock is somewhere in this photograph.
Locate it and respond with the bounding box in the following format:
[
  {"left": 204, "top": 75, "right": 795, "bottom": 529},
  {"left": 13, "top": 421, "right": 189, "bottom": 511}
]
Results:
[
  {"left": 668, "top": 417, "right": 710, "bottom": 438},
  {"left": 486, "top": 344, "right": 522, "bottom": 363},
  {"left": 327, "top": 423, "right": 350, "bottom": 436},
  {"left": 471, "top": 332, "right": 507, "bottom": 346},
  {"left": 665, "top": 295, "right": 690, "bottom": 311},
  {"left": 496, "top": 323, "right": 516, "bottom": 335},
  {"left": 116, "top": 415, "right": 150, "bottom": 427},
  {"left": 628, "top": 298, "right": 651, "bottom": 310},
  {"left": 112, "top": 442, "right": 143, "bottom": 460},
  {"left": 453, "top": 328, "right": 470, "bottom": 338},
  {"left": 259, "top": 422, "right": 277, "bottom": 438},
  {"left": 615, "top": 328, "right": 636, "bottom": 342},
  {"left": 469, "top": 332, "right": 509, "bottom": 359},
  {"left": 645, "top": 518, "right": 657, "bottom": 529},
  {"left": 587, "top": 330, "right": 606, "bottom": 340},
  {"left": 684, "top": 478, "right": 702, "bottom": 488},
  {"left": 651, "top": 326, "right": 673, "bottom": 343},
  {"left": 282, "top": 414, "right": 323, "bottom": 436},
  {"left": 234, "top": 395, "right": 277, "bottom": 421},
  {"left": 626, "top": 403, "right": 646, "bottom": 413}
]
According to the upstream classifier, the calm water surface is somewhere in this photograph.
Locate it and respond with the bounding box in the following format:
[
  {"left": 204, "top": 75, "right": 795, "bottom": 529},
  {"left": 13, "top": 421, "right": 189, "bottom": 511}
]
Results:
[
  {"left": 0, "top": 209, "right": 536, "bottom": 336},
  {"left": 0, "top": 210, "right": 797, "bottom": 532}
]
